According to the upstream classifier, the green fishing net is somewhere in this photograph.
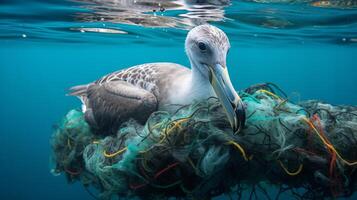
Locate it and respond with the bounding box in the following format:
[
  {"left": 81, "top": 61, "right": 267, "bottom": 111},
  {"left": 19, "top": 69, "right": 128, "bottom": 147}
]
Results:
[{"left": 51, "top": 83, "right": 357, "bottom": 200}]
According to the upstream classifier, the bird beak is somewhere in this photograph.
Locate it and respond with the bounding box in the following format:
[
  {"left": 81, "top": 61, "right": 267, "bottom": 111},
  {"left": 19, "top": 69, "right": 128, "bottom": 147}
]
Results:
[{"left": 208, "top": 64, "right": 246, "bottom": 133}]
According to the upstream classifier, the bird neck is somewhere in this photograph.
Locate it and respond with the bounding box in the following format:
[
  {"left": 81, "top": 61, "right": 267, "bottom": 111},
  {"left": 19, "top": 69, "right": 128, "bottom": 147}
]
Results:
[{"left": 189, "top": 61, "right": 215, "bottom": 100}]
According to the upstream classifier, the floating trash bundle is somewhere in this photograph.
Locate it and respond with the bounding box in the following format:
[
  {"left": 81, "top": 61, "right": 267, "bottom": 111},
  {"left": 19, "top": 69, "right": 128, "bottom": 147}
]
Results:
[{"left": 51, "top": 83, "right": 357, "bottom": 200}]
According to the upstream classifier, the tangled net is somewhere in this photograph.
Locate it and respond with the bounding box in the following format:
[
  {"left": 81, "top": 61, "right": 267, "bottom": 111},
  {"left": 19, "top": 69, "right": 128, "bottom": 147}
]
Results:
[{"left": 51, "top": 83, "right": 357, "bottom": 200}]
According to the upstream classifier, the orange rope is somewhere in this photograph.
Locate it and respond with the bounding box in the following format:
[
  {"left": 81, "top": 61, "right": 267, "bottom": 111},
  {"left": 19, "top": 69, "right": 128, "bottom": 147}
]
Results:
[
  {"left": 129, "top": 182, "right": 147, "bottom": 190},
  {"left": 154, "top": 162, "right": 179, "bottom": 179},
  {"left": 65, "top": 167, "right": 82, "bottom": 175},
  {"left": 302, "top": 117, "right": 357, "bottom": 166},
  {"left": 311, "top": 115, "right": 337, "bottom": 175},
  {"left": 311, "top": 114, "right": 341, "bottom": 196}
]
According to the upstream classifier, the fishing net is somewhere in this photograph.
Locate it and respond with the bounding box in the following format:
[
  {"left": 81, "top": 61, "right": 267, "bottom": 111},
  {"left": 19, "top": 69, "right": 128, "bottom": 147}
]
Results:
[{"left": 51, "top": 83, "right": 357, "bottom": 200}]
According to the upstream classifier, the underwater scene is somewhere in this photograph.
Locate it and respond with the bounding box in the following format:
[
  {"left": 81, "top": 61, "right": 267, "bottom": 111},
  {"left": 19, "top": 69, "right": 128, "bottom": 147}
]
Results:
[{"left": 1, "top": 0, "right": 357, "bottom": 199}]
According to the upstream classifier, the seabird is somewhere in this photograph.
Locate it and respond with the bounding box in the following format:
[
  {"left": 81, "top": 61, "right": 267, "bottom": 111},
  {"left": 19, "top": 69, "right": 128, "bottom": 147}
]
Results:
[{"left": 69, "top": 24, "right": 245, "bottom": 134}]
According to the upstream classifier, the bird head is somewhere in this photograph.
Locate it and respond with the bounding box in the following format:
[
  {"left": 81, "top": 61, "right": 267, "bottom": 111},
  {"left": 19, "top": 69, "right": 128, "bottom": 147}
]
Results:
[{"left": 185, "top": 24, "right": 245, "bottom": 133}]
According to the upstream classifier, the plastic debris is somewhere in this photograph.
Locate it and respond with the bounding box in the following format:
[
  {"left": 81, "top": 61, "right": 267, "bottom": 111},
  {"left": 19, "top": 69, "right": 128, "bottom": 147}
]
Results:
[{"left": 51, "top": 83, "right": 357, "bottom": 199}]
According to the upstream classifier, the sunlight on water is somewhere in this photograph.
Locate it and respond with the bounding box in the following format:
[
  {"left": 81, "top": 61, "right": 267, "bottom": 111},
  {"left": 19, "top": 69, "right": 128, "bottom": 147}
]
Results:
[{"left": 0, "top": 0, "right": 356, "bottom": 45}]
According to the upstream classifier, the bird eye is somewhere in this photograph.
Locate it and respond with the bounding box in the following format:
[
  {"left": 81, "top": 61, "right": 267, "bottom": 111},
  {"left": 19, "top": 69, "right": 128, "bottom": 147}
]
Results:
[{"left": 198, "top": 42, "right": 206, "bottom": 51}]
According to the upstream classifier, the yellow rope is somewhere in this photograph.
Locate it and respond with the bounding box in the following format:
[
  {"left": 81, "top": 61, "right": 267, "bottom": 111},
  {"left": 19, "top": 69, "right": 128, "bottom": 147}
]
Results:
[
  {"left": 67, "top": 138, "right": 72, "bottom": 149},
  {"left": 302, "top": 117, "right": 357, "bottom": 166},
  {"left": 258, "top": 89, "right": 282, "bottom": 100},
  {"left": 169, "top": 118, "right": 189, "bottom": 131},
  {"left": 225, "top": 141, "right": 250, "bottom": 161},
  {"left": 118, "top": 121, "right": 164, "bottom": 154},
  {"left": 278, "top": 160, "right": 303, "bottom": 176},
  {"left": 158, "top": 118, "right": 189, "bottom": 143},
  {"left": 141, "top": 157, "right": 154, "bottom": 172},
  {"left": 187, "top": 157, "right": 199, "bottom": 173},
  {"left": 103, "top": 147, "right": 128, "bottom": 158},
  {"left": 138, "top": 146, "right": 155, "bottom": 154},
  {"left": 151, "top": 121, "right": 165, "bottom": 130}
]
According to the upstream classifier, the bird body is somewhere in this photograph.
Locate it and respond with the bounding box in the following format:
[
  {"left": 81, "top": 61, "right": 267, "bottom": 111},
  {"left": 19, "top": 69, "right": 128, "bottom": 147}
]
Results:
[
  {"left": 70, "top": 62, "right": 214, "bottom": 133},
  {"left": 70, "top": 24, "right": 245, "bottom": 134}
]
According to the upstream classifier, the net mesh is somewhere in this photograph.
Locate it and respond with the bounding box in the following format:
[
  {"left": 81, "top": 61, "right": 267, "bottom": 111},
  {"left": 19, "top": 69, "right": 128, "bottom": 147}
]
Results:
[{"left": 51, "top": 83, "right": 357, "bottom": 199}]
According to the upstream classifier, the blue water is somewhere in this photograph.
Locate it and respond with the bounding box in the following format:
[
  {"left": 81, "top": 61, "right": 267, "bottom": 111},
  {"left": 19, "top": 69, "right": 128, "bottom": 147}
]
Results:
[{"left": 1, "top": 0, "right": 357, "bottom": 199}]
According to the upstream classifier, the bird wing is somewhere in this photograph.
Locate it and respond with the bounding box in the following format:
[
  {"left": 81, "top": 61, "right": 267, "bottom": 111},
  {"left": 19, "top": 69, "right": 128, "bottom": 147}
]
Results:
[
  {"left": 84, "top": 80, "right": 158, "bottom": 134},
  {"left": 69, "top": 64, "right": 161, "bottom": 134},
  {"left": 68, "top": 63, "right": 190, "bottom": 134}
]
